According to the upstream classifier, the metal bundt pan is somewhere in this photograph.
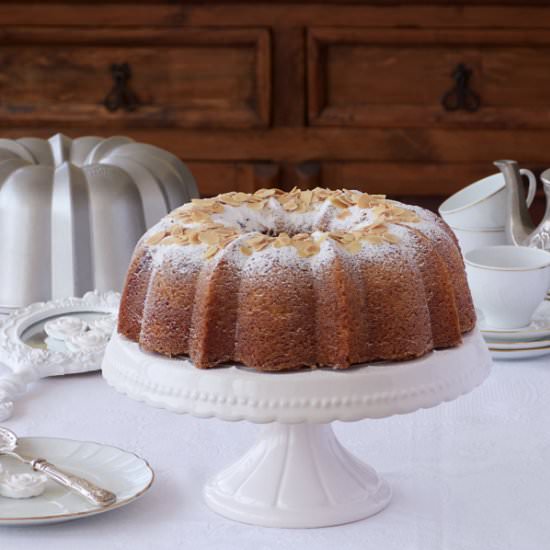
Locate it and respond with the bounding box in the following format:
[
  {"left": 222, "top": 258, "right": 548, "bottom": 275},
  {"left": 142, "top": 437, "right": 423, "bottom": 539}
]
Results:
[{"left": 0, "top": 133, "right": 198, "bottom": 312}]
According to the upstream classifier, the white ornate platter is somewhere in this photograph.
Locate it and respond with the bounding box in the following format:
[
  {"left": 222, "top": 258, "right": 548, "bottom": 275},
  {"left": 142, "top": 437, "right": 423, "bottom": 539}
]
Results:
[
  {"left": 0, "top": 291, "right": 120, "bottom": 421},
  {"left": 0, "top": 437, "right": 153, "bottom": 526},
  {"left": 103, "top": 328, "right": 491, "bottom": 528}
]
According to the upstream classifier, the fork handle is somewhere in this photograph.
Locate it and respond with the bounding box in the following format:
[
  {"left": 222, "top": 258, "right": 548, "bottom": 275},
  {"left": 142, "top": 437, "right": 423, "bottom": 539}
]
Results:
[{"left": 31, "top": 458, "right": 117, "bottom": 507}]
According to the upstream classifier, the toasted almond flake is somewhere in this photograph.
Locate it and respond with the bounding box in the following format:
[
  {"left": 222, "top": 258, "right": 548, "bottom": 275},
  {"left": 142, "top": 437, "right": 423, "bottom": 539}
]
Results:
[
  {"left": 248, "top": 200, "right": 266, "bottom": 211},
  {"left": 168, "top": 225, "right": 185, "bottom": 236},
  {"left": 190, "top": 211, "right": 212, "bottom": 223},
  {"left": 247, "top": 234, "right": 269, "bottom": 246},
  {"left": 329, "top": 196, "right": 349, "bottom": 209},
  {"left": 199, "top": 230, "right": 221, "bottom": 245},
  {"left": 336, "top": 210, "right": 351, "bottom": 220},
  {"left": 301, "top": 189, "right": 313, "bottom": 206},
  {"left": 188, "top": 231, "right": 202, "bottom": 245},
  {"left": 383, "top": 233, "right": 400, "bottom": 244},
  {"left": 364, "top": 235, "right": 385, "bottom": 244},
  {"left": 312, "top": 187, "right": 331, "bottom": 201},
  {"left": 344, "top": 241, "right": 363, "bottom": 254},
  {"left": 233, "top": 192, "right": 250, "bottom": 203},
  {"left": 336, "top": 193, "right": 355, "bottom": 206},
  {"left": 219, "top": 235, "right": 238, "bottom": 247},
  {"left": 273, "top": 232, "right": 292, "bottom": 247},
  {"left": 357, "top": 194, "right": 385, "bottom": 209},
  {"left": 240, "top": 245, "right": 253, "bottom": 256},
  {"left": 161, "top": 236, "right": 187, "bottom": 246},
  {"left": 255, "top": 188, "right": 278, "bottom": 198},
  {"left": 297, "top": 244, "right": 320, "bottom": 257},
  {"left": 147, "top": 231, "right": 168, "bottom": 245},
  {"left": 252, "top": 241, "right": 270, "bottom": 251},
  {"left": 282, "top": 199, "right": 298, "bottom": 211},
  {"left": 203, "top": 245, "right": 219, "bottom": 259}
]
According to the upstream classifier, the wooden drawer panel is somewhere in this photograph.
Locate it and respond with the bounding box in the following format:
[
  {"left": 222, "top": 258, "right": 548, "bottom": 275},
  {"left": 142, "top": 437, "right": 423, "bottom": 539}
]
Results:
[
  {"left": 308, "top": 28, "right": 550, "bottom": 128},
  {"left": 319, "top": 162, "right": 498, "bottom": 196},
  {"left": 0, "top": 28, "right": 271, "bottom": 129}
]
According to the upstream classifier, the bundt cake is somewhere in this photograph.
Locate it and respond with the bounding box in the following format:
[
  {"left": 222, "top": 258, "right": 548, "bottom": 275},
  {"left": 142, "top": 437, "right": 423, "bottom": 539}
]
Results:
[{"left": 118, "top": 188, "right": 476, "bottom": 371}]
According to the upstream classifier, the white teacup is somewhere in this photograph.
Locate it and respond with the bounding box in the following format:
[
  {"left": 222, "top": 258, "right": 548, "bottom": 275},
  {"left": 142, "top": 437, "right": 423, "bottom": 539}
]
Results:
[
  {"left": 465, "top": 245, "right": 550, "bottom": 329},
  {"left": 449, "top": 225, "right": 507, "bottom": 254},
  {"left": 439, "top": 171, "right": 536, "bottom": 229}
]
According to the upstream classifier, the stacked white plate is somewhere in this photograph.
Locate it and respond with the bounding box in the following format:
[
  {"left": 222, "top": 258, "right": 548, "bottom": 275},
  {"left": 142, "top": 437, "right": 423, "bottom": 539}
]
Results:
[{"left": 479, "top": 299, "right": 550, "bottom": 360}]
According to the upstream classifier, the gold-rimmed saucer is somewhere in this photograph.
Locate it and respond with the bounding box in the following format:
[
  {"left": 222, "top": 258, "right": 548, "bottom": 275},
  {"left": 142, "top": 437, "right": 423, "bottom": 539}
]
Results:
[
  {"left": 478, "top": 301, "right": 550, "bottom": 342},
  {"left": 488, "top": 345, "right": 550, "bottom": 361},
  {"left": 484, "top": 336, "right": 550, "bottom": 351},
  {"left": 0, "top": 437, "right": 153, "bottom": 526}
]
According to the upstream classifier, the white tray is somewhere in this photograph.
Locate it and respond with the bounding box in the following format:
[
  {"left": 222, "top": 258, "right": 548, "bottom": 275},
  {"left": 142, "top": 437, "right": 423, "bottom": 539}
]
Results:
[
  {"left": 0, "top": 291, "right": 119, "bottom": 421},
  {"left": 103, "top": 329, "right": 491, "bottom": 528}
]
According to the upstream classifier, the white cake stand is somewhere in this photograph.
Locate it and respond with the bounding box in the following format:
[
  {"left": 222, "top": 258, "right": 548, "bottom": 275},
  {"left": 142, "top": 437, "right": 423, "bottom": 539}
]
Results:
[{"left": 102, "top": 329, "right": 491, "bottom": 528}]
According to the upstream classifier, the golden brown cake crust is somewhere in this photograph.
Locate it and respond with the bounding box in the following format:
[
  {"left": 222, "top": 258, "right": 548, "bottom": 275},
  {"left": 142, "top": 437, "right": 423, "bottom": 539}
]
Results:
[{"left": 118, "top": 188, "right": 476, "bottom": 371}]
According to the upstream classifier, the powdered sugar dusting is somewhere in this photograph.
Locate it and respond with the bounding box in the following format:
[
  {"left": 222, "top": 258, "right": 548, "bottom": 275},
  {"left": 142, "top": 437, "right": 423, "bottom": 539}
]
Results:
[{"left": 136, "top": 193, "right": 457, "bottom": 282}]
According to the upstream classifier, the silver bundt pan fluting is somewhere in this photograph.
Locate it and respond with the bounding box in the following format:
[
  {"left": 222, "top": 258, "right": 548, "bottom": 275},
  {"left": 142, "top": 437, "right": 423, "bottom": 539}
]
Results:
[{"left": 0, "top": 133, "right": 198, "bottom": 311}]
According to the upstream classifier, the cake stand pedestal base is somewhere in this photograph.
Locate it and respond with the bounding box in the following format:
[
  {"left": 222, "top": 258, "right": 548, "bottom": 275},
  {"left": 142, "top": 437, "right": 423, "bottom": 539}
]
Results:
[{"left": 204, "top": 422, "right": 390, "bottom": 528}]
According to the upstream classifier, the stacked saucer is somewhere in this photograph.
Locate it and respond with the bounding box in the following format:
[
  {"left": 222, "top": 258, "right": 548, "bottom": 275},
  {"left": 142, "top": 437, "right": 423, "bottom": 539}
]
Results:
[{"left": 479, "top": 300, "right": 550, "bottom": 360}]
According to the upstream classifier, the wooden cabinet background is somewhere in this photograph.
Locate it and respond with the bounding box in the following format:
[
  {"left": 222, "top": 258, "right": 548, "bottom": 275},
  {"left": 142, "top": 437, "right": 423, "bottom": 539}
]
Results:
[{"left": 1, "top": 1, "right": 549, "bottom": 216}]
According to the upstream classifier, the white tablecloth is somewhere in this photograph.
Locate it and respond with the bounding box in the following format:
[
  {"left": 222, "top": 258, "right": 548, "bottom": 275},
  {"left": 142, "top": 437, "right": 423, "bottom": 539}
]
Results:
[{"left": 1, "top": 355, "right": 549, "bottom": 549}]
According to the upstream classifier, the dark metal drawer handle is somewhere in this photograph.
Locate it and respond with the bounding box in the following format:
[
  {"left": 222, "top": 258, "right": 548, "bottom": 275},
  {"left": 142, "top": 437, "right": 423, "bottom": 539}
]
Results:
[
  {"left": 103, "top": 62, "right": 139, "bottom": 113},
  {"left": 441, "top": 63, "right": 481, "bottom": 113}
]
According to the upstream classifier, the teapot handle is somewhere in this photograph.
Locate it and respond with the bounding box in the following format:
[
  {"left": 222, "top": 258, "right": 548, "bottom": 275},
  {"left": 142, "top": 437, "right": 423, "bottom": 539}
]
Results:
[{"left": 519, "top": 169, "right": 537, "bottom": 207}]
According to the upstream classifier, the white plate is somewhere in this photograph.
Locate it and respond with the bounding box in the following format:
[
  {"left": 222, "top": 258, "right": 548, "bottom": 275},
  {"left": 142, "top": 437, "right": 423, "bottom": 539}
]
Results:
[
  {"left": 0, "top": 437, "right": 153, "bottom": 525},
  {"left": 483, "top": 336, "right": 550, "bottom": 350},
  {"left": 489, "top": 345, "right": 550, "bottom": 361},
  {"left": 479, "top": 300, "right": 550, "bottom": 342}
]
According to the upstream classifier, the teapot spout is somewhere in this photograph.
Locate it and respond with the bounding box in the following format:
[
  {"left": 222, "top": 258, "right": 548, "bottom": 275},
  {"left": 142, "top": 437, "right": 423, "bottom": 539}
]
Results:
[{"left": 494, "top": 160, "right": 535, "bottom": 245}]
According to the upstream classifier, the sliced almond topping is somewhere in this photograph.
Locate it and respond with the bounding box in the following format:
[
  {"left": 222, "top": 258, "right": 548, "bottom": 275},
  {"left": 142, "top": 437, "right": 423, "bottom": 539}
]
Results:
[
  {"left": 146, "top": 231, "right": 168, "bottom": 245},
  {"left": 188, "top": 231, "right": 202, "bottom": 245},
  {"left": 329, "top": 196, "right": 349, "bottom": 209},
  {"left": 296, "top": 242, "right": 320, "bottom": 257},
  {"left": 283, "top": 199, "right": 298, "bottom": 211},
  {"left": 240, "top": 245, "right": 253, "bottom": 256},
  {"left": 255, "top": 188, "right": 278, "bottom": 198},
  {"left": 247, "top": 234, "right": 269, "bottom": 246},
  {"left": 199, "top": 230, "right": 221, "bottom": 245},
  {"left": 190, "top": 210, "right": 212, "bottom": 223},
  {"left": 161, "top": 236, "right": 187, "bottom": 246},
  {"left": 252, "top": 240, "right": 270, "bottom": 251},
  {"left": 383, "top": 233, "right": 400, "bottom": 244},
  {"left": 344, "top": 240, "right": 363, "bottom": 254},
  {"left": 336, "top": 209, "right": 351, "bottom": 220},
  {"left": 301, "top": 189, "right": 313, "bottom": 206},
  {"left": 203, "top": 245, "right": 219, "bottom": 259},
  {"left": 248, "top": 200, "right": 266, "bottom": 211},
  {"left": 273, "top": 232, "right": 292, "bottom": 247},
  {"left": 364, "top": 235, "right": 385, "bottom": 245}
]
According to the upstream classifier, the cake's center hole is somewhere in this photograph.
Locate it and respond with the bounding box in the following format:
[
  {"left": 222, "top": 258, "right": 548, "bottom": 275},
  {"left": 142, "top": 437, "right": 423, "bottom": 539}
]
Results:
[
  {"left": 259, "top": 228, "right": 304, "bottom": 238},
  {"left": 236, "top": 217, "right": 316, "bottom": 237}
]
